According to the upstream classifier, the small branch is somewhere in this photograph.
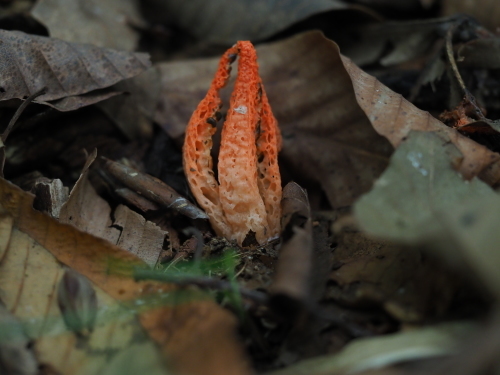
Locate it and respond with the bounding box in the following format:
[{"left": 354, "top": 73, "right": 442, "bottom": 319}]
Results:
[
  {"left": 2, "top": 87, "right": 46, "bottom": 143},
  {"left": 100, "top": 157, "right": 209, "bottom": 220},
  {"left": 133, "top": 268, "right": 268, "bottom": 305},
  {"left": 445, "top": 23, "right": 486, "bottom": 120}
]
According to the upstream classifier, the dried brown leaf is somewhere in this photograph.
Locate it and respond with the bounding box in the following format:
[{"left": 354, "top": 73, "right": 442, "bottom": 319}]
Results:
[
  {"left": 60, "top": 151, "right": 167, "bottom": 267},
  {"left": 340, "top": 53, "right": 500, "bottom": 181},
  {"left": 271, "top": 183, "right": 313, "bottom": 313},
  {"left": 98, "top": 67, "right": 161, "bottom": 139},
  {"left": 32, "top": 0, "right": 144, "bottom": 51},
  {"left": 0, "top": 29, "right": 150, "bottom": 104},
  {"left": 0, "top": 176, "right": 250, "bottom": 375}
]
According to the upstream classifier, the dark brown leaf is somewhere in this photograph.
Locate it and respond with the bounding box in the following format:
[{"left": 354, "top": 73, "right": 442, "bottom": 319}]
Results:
[
  {"left": 142, "top": 0, "right": 350, "bottom": 44},
  {"left": 271, "top": 182, "right": 313, "bottom": 316},
  {"left": 0, "top": 29, "right": 150, "bottom": 104},
  {"left": 98, "top": 67, "right": 161, "bottom": 139}
]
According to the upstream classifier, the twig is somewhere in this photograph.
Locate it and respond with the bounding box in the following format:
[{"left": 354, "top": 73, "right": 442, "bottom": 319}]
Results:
[
  {"left": 445, "top": 23, "right": 486, "bottom": 120},
  {"left": 182, "top": 227, "right": 204, "bottom": 267},
  {"left": 133, "top": 268, "right": 268, "bottom": 305},
  {"left": 2, "top": 87, "right": 46, "bottom": 143},
  {"left": 100, "top": 157, "right": 209, "bottom": 220}
]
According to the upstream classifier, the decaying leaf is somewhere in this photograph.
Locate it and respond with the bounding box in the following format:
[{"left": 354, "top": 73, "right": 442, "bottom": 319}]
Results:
[
  {"left": 98, "top": 67, "right": 161, "bottom": 139},
  {"left": 157, "top": 31, "right": 393, "bottom": 208},
  {"left": 31, "top": 177, "right": 68, "bottom": 218},
  {"left": 432, "top": 193, "right": 500, "bottom": 299},
  {"left": 458, "top": 37, "right": 500, "bottom": 69},
  {"left": 354, "top": 131, "right": 495, "bottom": 243},
  {"left": 340, "top": 52, "right": 500, "bottom": 183},
  {"left": 266, "top": 321, "right": 476, "bottom": 375},
  {"left": 59, "top": 151, "right": 168, "bottom": 267},
  {"left": 57, "top": 268, "right": 98, "bottom": 336},
  {"left": 270, "top": 182, "right": 313, "bottom": 316},
  {"left": 31, "top": 0, "right": 145, "bottom": 51},
  {"left": 142, "top": 0, "right": 350, "bottom": 44},
  {"left": 0, "top": 199, "right": 165, "bottom": 375},
  {"left": 0, "top": 176, "right": 250, "bottom": 375},
  {"left": 329, "top": 231, "right": 457, "bottom": 322},
  {"left": 0, "top": 29, "right": 150, "bottom": 106},
  {"left": 0, "top": 300, "right": 38, "bottom": 375}
]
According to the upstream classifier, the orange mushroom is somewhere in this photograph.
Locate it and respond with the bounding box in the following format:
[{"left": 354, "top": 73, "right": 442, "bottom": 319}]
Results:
[{"left": 183, "top": 41, "right": 282, "bottom": 246}]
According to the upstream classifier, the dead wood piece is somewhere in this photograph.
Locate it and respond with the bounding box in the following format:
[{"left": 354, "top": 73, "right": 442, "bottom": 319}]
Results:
[
  {"left": 115, "top": 187, "right": 160, "bottom": 212},
  {"left": 32, "top": 177, "right": 69, "bottom": 219},
  {"left": 101, "top": 157, "right": 208, "bottom": 220}
]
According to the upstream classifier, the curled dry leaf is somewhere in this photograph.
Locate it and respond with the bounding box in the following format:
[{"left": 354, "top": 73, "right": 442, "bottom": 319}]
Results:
[
  {"left": 142, "top": 0, "right": 350, "bottom": 44},
  {"left": 32, "top": 0, "right": 145, "bottom": 51},
  {"left": 158, "top": 31, "right": 393, "bottom": 209},
  {"left": 0, "top": 29, "right": 150, "bottom": 105},
  {"left": 0, "top": 176, "right": 250, "bottom": 375}
]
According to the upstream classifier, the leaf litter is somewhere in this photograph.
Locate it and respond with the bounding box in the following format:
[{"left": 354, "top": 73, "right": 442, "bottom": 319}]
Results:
[{"left": 3, "top": 1, "right": 500, "bottom": 375}]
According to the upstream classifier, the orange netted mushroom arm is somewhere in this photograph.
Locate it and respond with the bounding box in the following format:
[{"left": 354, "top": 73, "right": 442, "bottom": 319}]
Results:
[
  {"left": 183, "top": 41, "right": 282, "bottom": 246},
  {"left": 182, "top": 46, "right": 238, "bottom": 239}
]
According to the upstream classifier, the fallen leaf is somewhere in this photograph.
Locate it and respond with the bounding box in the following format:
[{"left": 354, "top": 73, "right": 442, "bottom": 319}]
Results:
[
  {"left": 0, "top": 29, "right": 150, "bottom": 105},
  {"left": 142, "top": 0, "right": 350, "bottom": 44},
  {"left": 98, "top": 67, "right": 161, "bottom": 139},
  {"left": 329, "top": 231, "right": 457, "bottom": 322},
  {"left": 354, "top": 131, "right": 495, "bottom": 243},
  {"left": 0, "top": 301, "right": 38, "bottom": 375},
  {"left": 157, "top": 31, "right": 393, "bottom": 208},
  {"left": 458, "top": 37, "right": 500, "bottom": 69},
  {"left": 433, "top": 193, "right": 500, "bottom": 299},
  {"left": 59, "top": 151, "right": 168, "bottom": 267},
  {"left": 442, "top": 0, "right": 500, "bottom": 32},
  {"left": 336, "top": 18, "right": 449, "bottom": 67},
  {"left": 341, "top": 52, "right": 500, "bottom": 182},
  {"left": 0, "top": 206, "right": 166, "bottom": 375},
  {"left": 270, "top": 182, "right": 313, "bottom": 315},
  {"left": 31, "top": 0, "right": 145, "bottom": 51},
  {"left": 0, "top": 176, "right": 250, "bottom": 375},
  {"left": 265, "top": 321, "right": 476, "bottom": 375}
]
